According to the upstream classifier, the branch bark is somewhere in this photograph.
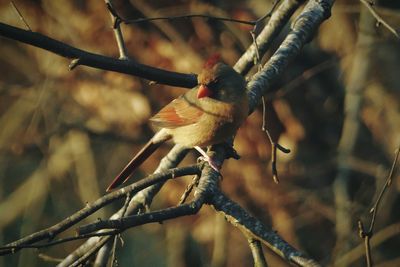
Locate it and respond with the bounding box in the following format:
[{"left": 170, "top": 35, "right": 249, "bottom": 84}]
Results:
[
  {"left": 0, "top": 22, "right": 197, "bottom": 88},
  {"left": 0, "top": 164, "right": 199, "bottom": 255},
  {"left": 234, "top": 0, "right": 305, "bottom": 75}
]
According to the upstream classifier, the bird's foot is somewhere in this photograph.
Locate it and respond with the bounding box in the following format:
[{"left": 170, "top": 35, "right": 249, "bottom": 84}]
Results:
[{"left": 194, "top": 146, "right": 221, "bottom": 172}]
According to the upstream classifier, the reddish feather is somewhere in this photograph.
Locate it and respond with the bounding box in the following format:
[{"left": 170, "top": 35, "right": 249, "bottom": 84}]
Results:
[
  {"left": 204, "top": 53, "right": 221, "bottom": 69},
  {"left": 150, "top": 98, "right": 203, "bottom": 128}
]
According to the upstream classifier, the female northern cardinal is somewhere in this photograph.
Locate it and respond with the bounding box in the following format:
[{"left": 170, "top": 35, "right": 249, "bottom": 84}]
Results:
[{"left": 106, "top": 59, "right": 248, "bottom": 191}]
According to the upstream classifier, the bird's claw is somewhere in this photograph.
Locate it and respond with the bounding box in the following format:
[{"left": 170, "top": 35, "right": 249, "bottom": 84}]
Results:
[
  {"left": 198, "top": 156, "right": 220, "bottom": 173},
  {"left": 194, "top": 146, "right": 221, "bottom": 174}
]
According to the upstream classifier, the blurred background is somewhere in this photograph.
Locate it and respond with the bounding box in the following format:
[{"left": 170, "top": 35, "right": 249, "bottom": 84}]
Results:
[{"left": 0, "top": 0, "right": 399, "bottom": 266}]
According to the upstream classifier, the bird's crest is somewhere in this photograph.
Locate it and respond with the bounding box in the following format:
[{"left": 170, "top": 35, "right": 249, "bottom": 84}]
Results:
[{"left": 204, "top": 54, "right": 221, "bottom": 69}]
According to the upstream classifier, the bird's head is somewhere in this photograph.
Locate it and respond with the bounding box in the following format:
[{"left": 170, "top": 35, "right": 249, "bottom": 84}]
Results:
[{"left": 197, "top": 55, "right": 246, "bottom": 102}]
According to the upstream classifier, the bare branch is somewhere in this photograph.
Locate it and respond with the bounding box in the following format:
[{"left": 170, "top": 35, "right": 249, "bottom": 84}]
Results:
[
  {"left": 125, "top": 14, "right": 255, "bottom": 26},
  {"left": 0, "top": 164, "right": 200, "bottom": 255},
  {"left": 234, "top": 0, "right": 306, "bottom": 75},
  {"left": 178, "top": 174, "right": 200, "bottom": 204},
  {"left": 69, "top": 237, "right": 109, "bottom": 267},
  {"left": 123, "top": 1, "right": 280, "bottom": 27},
  {"left": 247, "top": 237, "right": 269, "bottom": 267},
  {"left": 246, "top": 0, "right": 334, "bottom": 112},
  {"left": 0, "top": 22, "right": 197, "bottom": 88},
  {"left": 105, "top": 0, "right": 129, "bottom": 59},
  {"left": 358, "top": 146, "right": 399, "bottom": 267},
  {"left": 10, "top": 1, "right": 31, "bottom": 31},
  {"left": 360, "top": 0, "right": 399, "bottom": 38},
  {"left": 211, "top": 190, "right": 320, "bottom": 267},
  {"left": 0, "top": 230, "right": 118, "bottom": 250},
  {"left": 61, "top": 145, "right": 189, "bottom": 266},
  {"left": 335, "top": 222, "right": 400, "bottom": 266},
  {"left": 78, "top": 198, "right": 204, "bottom": 235},
  {"left": 261, "top": 96, "right": 291, "bottom": 184},
  {"left": 367, "top": 146, "right": 399, "bottom": 234}
]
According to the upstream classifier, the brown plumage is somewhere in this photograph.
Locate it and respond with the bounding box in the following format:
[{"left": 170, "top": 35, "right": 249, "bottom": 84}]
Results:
[{"left": 106, "top": 62, "right": 248, "bottom": 191}]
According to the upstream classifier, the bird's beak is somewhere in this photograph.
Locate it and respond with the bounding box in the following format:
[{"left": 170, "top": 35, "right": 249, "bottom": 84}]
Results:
[{"left": 197, "top": 84, "right": 212, "bottom": 99}]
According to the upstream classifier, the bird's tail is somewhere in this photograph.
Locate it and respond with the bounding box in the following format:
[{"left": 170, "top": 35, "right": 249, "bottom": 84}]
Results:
[{"left": 106, "top": 130, "right": 170, "bottom": 192}]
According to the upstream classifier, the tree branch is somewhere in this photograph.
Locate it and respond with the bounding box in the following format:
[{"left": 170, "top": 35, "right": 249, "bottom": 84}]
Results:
[
  {"left": 247, "top": 236, "right": 269, "bottom": 267},
  {"left": 211, "top": 191, "right": 320, "bottom": 267},
  {"left": 358, "top": 146, "right": 399, "bottom": 267},
  {"left": 105, "top": 0, "right": 129, "bottom": 59},
  {"left": 0, "top": 22, "right": 197, "bottom": 88},
  {"left": 360, "top": 0, "right": 399, "bottom": 38},
  {"left": 0, "top": 164, "right": 200, "bottom": 255},
  {"left": 60, "top": 145, "right": 189, "bottom": 266},
  {"left": 246, "top": 0, "right": 334, "bottom": 112},
  {"left": 234, "top": 0, "right": 305, "bottom": 75},
  {"left": 78, "top": 198, "right": 204, "bottom": 235}
]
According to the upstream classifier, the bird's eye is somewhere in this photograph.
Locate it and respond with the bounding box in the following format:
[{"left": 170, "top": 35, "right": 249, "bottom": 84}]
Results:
[{"left": 207, "top": 79, "right": 219, "bottom": 90}]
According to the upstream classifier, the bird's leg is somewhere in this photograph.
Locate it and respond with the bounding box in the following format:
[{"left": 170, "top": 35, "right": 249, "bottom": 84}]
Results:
[{"left": 194, "top": 146, "right": 220, "bottom": 172}]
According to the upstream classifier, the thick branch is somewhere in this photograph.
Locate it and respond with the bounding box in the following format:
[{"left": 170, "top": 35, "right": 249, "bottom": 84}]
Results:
[
  {"left": 246, "top": 0, "right": 334, "bottom": 112},
  {"left": 78, "top": 197, "right": 204, "bottom": 234},
  {"left": 0, "top": 22, "right": 197, "bottom": 88},
  {"left": 234, "top": 0, "right": 305, "bottom": 75},
  {"left": 211, "top": 191, "right": 320, "bottom": 267}
]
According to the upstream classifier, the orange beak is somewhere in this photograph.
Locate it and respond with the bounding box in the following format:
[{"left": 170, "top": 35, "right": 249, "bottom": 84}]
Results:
[{"left": 197, "top": 85, "right": 212, "bottom": 99}]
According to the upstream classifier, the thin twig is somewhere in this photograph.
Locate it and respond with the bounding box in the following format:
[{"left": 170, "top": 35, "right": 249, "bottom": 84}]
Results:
[
  {"left": 69, "top": 237, "right": 109, "bottom": 267},
  {"left": 258, "top": 0, "right": 282, "bottom": 22},
  {"left": 360, "top": 0, "right": 399, "bottom": 38},
  {"left": 10, "top": 1, "right": 31, "bottom": 31},
  {"left": 0, "top": 230, "right": 119, "bottom": 250},
  {"left": 261, "top": 96, "right": 291, "bottom": 184},
  {"left": 248, "top": 237, "right": 269, "bottom": 267},
  {"left": 368, "top": 147, "right": 399, "bottom": 232},
  {"left": 124, "top": 1, "right": 280, "bottom": 30},
  {"left": 105, "top": 0, "right": 129, "bottom": 59},
  {"left": 250, "top": 30, "right": 263, "bottom": 71},
  {"left": 121, "top": 193, "right": 132, "bottom": 217},
  {"left": 110, "top": 235, "right": 119, "bottom": 267},
  {"left": 358, "top": 146, "right": 399, "bottom": 267},
  {"left": 178, "top": 174, "right": 200, "bottom": 205},
  {"left": 126, "top": 14, "right": 255, "bottom": 25},
  {"left": 234, "top": 0, "right": 306, "bottom": 75},
  {"left": 335, "top": 222, "right": 400, "bottom": 266}
]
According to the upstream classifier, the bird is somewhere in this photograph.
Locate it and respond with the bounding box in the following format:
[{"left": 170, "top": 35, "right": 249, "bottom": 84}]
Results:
[{"left": 106, "top": 58, "right": 248, "bottom": 191}]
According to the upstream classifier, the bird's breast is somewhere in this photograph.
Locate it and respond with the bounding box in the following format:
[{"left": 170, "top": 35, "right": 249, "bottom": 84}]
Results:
[{"left": 168, "top": 99, "right": 248, "bottom": 147}]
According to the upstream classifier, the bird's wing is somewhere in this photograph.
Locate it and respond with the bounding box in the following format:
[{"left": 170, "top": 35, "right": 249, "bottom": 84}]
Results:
[{"left": 150, "top": 95, "right": 204, "bottom": 129}]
